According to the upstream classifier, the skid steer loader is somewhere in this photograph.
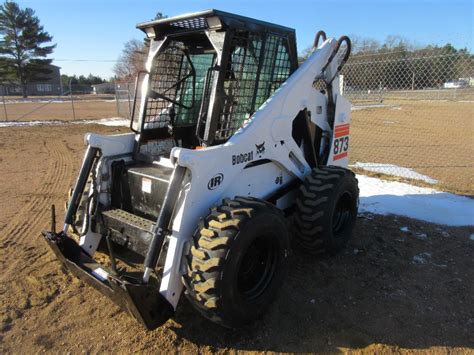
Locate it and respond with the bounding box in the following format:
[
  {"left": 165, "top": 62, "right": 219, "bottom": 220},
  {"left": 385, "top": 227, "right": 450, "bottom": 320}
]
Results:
[{"left": 42, "top": 9, "right": 358, "bottom": 329}]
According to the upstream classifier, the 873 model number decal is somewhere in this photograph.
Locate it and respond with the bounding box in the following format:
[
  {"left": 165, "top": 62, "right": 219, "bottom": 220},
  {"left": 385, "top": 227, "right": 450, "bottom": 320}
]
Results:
[{"left": 333, "top": 124, "right": 350, "bottom": 161}]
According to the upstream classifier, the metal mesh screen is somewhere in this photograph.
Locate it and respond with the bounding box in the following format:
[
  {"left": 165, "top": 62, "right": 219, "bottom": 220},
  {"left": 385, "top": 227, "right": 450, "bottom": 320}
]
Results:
[
  {"left": 142, "top": 43, "right": 215, "bottom": 130},
  {"left": 214, "top": 32, "right": 292, "bottom": 141},
  {"left": 170, "top": 17, "right": 208, "bottom": 31},
  {"left": 143, "top": 42, "right": 192, "bottom": 130},
  {"left": 256, "top": 34, "right": 292, "bottom": 107}
]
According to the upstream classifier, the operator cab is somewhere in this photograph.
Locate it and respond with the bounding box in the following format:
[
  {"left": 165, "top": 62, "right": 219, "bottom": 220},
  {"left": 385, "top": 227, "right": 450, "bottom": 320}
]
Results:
[{"left": 131, "top": 9, "right": 298, "bottom": 160}]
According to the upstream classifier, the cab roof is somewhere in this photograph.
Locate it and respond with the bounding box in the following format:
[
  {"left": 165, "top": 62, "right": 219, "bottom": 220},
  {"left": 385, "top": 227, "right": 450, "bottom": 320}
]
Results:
[{"left": 137, "top": 9, "right": 296, "bottom": 38}]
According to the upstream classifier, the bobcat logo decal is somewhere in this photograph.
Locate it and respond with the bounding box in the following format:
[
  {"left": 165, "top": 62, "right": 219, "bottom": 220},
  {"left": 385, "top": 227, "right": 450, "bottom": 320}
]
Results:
[{"left": 255, "top": 142, "right": 265, "bottom": 156}]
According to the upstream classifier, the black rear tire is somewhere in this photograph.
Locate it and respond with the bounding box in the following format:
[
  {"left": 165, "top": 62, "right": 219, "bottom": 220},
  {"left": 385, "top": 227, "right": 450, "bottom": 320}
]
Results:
[
  {"left": 183, "top": 196, "right": 291, "bottom": 328},
  {"left": 293, "top": 166, "right": 359, "bottom": 255}
]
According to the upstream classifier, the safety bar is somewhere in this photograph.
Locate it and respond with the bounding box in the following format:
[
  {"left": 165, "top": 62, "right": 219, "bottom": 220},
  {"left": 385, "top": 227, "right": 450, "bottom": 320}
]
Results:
[
  {"left": 63, "top": 146, "right": 99, "bottom": 233},
  {"left": 321, "top": 35, "right": 352, "bottom": 83},
  {"left": 143, "top": 164, "right": 187, "bottom": 282}
]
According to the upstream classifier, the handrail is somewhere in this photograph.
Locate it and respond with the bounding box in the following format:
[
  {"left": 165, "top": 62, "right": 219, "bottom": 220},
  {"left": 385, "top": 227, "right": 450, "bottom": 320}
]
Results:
[
  {"left": 313, "top": 30, "right": 327, "bottom": 48},
  {"left": 321, "top": 35, "right": 352, "bottom": 84}
]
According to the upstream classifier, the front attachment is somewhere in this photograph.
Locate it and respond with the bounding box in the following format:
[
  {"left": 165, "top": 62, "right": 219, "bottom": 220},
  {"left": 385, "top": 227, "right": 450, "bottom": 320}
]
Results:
[{"left": 42, "top": 230, "right": 174, "bottom": 330}]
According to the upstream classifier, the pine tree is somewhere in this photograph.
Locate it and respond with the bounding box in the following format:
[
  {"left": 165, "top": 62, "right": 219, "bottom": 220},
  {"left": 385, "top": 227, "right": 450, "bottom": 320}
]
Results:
[{"left": 0, "top": 1, "right": 55, "bottom": 97}]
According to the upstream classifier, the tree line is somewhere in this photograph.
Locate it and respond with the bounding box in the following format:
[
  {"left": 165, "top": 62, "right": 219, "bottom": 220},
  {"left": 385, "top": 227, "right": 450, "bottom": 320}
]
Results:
[
  {"left": 0, "top": 1, "right": 55, "bottom": 97},
  {"left": 342, "top": 36, "right": 472, "bottom": 90},
  {"left": 60, "top": 74, "right": 106, "bottom": 87}
]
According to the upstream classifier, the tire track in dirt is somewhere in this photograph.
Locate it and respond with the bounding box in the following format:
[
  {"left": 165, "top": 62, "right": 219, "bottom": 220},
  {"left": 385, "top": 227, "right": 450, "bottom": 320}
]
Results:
[
  {"left": 1, "top": 138, "right": 75, "bottom": 337},
  {"left": 0, "top": 138, "right": 73, "bottom": 281}
]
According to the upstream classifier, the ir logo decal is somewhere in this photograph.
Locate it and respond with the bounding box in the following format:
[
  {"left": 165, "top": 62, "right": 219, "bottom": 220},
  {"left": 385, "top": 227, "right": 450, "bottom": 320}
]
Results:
[{"left": 208, "top": 173, "right": 224, "bottom": 190}]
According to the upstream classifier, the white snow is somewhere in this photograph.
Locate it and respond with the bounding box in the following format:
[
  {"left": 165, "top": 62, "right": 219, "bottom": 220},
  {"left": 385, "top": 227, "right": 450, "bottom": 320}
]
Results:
[
  {"left": 4, "top": 99, "right": 115, "bottom": 104},
  {"left": 400, "top": 226, "right": 409, "bottom": 233},
  {"left": 351, "top": 104, "right": 399, "bottom": 111},
  {"left": 470, "top": 234, "right": 474, "bottom": 241},
  {"left": 353, "top": 162, "right": 438, "bottom": 184},
  {"left": 358, "top": 174, "right": 474, "bottom": 226},
  {"left": 412, "top": 252, "right": 431, "bottom": 265},
  {"left": 0, "top": 117, "right": 129, "bottom": 128}
]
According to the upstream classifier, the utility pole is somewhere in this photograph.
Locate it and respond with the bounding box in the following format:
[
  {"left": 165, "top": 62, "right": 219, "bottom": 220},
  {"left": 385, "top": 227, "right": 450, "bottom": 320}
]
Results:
[{"left": 69, "top": 79, "right": 76, "bottom": 120}]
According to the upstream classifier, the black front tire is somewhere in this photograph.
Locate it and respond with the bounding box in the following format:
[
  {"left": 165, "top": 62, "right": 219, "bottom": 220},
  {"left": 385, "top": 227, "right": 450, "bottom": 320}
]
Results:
[
  {"left": 183, "top": 196, "right": 291, "bottom": 328},
  {"left": 293, "top": 166, "right": 359, "bottom": 255}
]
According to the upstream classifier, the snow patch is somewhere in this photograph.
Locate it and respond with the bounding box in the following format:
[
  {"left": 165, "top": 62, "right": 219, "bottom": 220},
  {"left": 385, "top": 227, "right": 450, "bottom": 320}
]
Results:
[
  {"left": 353, "top": 162, "right": 438, "bottom": 184},
  {"left": 0, "top": 117, "right": 129, "bottom": 128},
  {"left": 351, "top": 104, "right": 399, "bottom": 111},
  {"left": 415, "top": 233, "right": 428, "bottom": 240},
  {"left": 358, "top": 174, "right": 474, "bottom": 226},
  {"left": 470, "top": 234, "right": 474, "bottom": 241},
  {"left": 412, "top": 252, "right": 431, "bottom": 265}
]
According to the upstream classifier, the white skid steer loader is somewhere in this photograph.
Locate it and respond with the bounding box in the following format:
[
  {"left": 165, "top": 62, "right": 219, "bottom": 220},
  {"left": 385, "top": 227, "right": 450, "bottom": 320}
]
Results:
[{"left": 43, "top": 9, "right": 358, "bottom": 329}]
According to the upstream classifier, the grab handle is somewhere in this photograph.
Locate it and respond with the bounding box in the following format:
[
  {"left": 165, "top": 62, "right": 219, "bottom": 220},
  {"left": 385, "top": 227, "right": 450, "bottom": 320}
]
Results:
[
  {"left": 321, "top": 35, "right": 352, "bottom": 83},
  {"left": 313, "top": 30, "right": 327, "bottom": 48}
]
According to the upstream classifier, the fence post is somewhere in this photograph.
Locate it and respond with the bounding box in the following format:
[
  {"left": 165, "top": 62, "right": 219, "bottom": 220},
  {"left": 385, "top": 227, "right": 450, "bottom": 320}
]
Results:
[
  {"left": 127, "top": 83, "right": 132, "bottom": 118},
  {"left": 1, "top": 85, "right": 7, "bottom": 121},
  {"left": 69, "top": 79, "right": 76, "bottom": 120},
  {"left": 114, "top": 80, "right": 120, "bottom": 117}
]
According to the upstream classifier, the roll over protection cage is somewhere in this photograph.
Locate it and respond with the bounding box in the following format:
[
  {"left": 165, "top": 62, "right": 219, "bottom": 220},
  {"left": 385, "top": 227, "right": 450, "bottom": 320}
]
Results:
[{"left": 135, "top": 9, "right": 299, "bottom": 146}]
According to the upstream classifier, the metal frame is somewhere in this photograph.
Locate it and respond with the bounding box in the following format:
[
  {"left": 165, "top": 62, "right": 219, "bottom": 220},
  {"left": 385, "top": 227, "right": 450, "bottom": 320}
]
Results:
[{"left": 136, "top": 9, "right": 298, "bottom": 147}]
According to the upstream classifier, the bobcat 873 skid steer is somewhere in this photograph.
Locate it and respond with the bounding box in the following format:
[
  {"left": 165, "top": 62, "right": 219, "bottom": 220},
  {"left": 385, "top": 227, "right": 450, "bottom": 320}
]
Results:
[{"left": 42, "top": 9, "right": 358, "bottom": 329}]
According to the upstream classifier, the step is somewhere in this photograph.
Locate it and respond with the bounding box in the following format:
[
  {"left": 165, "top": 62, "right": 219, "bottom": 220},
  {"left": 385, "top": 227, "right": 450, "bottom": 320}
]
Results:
[{"left": 101, "top": 209, "right": 155, "bottom": 256}]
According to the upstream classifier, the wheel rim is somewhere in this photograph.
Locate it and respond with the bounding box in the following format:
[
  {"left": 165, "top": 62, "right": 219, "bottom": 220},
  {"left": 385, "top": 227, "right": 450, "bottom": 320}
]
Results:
[
  {"left": 237, "top": 235, "right": 278, "bottom": 301},
  {"left": 332, "top": 191, "right": 352, "bottom": 236}
]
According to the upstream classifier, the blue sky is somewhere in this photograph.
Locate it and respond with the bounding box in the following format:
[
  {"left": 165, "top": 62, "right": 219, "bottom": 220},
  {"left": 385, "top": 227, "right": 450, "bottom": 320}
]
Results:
[{"left": 14, "top": 0, "right": 473, "bottom": 78}]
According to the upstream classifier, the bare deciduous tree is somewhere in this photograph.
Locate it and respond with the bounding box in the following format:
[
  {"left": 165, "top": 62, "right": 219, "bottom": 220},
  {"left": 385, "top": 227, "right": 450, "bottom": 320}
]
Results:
[{"left": 113, "top": 39, "right": 147, "bottom": 81}]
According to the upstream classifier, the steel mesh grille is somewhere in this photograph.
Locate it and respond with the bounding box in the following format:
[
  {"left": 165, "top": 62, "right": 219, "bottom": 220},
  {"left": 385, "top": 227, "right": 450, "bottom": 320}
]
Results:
[
  {"left": 170, "top": 17, "right": 208, "bottom": 31},
  {"left": 214, "top": 32, "right": 292, "bottom": 141},
  {"left": 144, "top": 42, "right": 192, "bottom": 129}
]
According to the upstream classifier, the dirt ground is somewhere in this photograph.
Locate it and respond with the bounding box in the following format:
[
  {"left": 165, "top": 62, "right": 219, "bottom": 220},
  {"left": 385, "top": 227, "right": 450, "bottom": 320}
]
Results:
[
  {"left": 1, "top": 99, "right": 119, "bottom": 121},
  {"left": 351, "top": 100, "right": 474, "bottom": 194},
  {"left": 0, "top": 123, "right": 473, "bottom": 353}
]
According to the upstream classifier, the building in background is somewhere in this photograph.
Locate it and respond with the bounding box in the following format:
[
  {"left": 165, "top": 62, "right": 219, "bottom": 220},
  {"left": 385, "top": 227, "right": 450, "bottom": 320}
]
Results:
[
  {"left": 91, "top": 82, "right": 115, "bottom": 94},
  {"left": 2, "top": 64, "right": 62, "bottom": 96}
]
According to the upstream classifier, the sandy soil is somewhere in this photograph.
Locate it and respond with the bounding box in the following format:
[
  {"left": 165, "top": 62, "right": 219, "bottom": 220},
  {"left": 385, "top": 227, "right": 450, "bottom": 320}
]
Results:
[
  {"left": 0, "top": 124, "right": 473, "bottom": 353},
  {"left": 351, "top": 100, "right": 474, "bottom": 194},
  {"left": 0, "top": 100, "right": 119, "bottom": 121}
]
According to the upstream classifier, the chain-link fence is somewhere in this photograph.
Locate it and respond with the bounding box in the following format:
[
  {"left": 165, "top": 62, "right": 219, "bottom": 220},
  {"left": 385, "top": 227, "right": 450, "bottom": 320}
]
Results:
[
  {"left": 1, "top": 49, "right": 472, "bottom": 193},
  {"left": 341, "top": 49, "right": 473, "bottom": 194},
  {"left": 0, "top": 82, "right": 126, "bottom": 122}
]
